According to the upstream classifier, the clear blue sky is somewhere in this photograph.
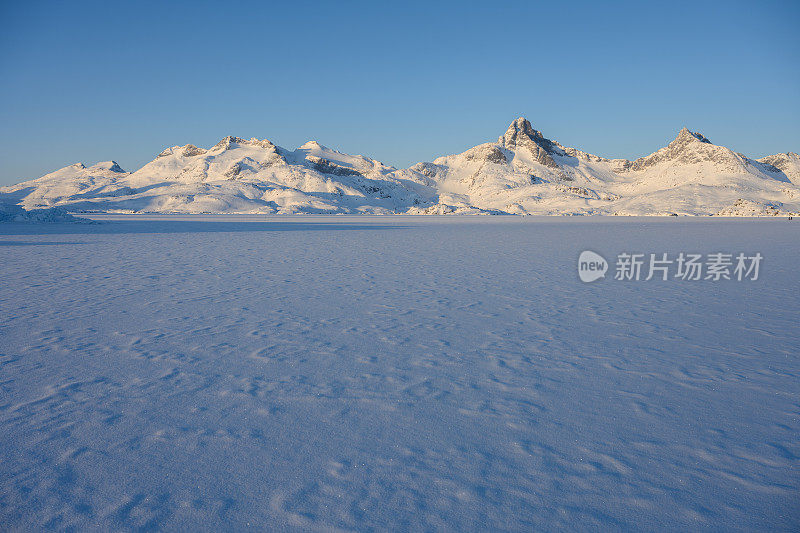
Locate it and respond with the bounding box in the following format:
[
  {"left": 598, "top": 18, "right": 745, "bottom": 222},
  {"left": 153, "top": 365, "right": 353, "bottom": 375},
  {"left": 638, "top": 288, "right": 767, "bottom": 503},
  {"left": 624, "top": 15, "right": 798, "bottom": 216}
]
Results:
[{"left": 1, "top": 0, "right": 798, "bottom": 184}]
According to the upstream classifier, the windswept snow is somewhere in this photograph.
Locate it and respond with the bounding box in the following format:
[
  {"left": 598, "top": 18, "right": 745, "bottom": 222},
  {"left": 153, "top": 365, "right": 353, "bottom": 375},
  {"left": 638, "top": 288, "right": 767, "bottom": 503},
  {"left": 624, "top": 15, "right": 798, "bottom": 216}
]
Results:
[
  {"left": 0, "top": 202, "right": 89, "bottom": 223},
  {"left": 2, "top": 119, "right": 798, "bottom": 216},
  {"left": 1, "top": 215, "right": 798, "bottom": 530}
]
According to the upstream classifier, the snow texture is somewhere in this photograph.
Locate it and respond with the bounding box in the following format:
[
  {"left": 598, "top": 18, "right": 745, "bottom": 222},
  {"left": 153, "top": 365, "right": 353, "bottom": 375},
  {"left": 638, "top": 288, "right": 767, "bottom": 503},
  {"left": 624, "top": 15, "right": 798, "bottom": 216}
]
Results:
[
  {"left": 3, "top": 119, "right": 799, "bottom": 216},
  {"left": 1, "top": 215, "right": 798, "bottom": 530},
  {"left": 0, "top": 202, "right": 89, "bottom": 223}
]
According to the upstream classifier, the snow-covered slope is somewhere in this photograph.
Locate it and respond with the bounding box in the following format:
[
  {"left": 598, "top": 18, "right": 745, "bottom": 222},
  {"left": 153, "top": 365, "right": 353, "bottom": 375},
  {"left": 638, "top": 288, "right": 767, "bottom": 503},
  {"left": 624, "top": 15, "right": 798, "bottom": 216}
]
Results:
[
  {"left": 409, "top": 119, "right": 800, "bottom": 216},
  {"left": 1, "top": 161, "right": 129, "bottom": 209},
  {"left": 2, "top": 138, "right": 436, "bottom": 214},
  {"left": 757, "top": 151, "right": 800, "bottom": 185},
  {"left": 3, "top": 119, "right": 798, "bottom": 215}
]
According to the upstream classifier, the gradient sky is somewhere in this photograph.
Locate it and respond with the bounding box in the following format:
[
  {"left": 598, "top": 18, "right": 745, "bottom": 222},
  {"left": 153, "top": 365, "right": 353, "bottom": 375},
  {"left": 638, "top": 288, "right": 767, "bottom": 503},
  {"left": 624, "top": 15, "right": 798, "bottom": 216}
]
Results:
[{"left": 1, "top": 0, "right": 798, "bottom": 185}]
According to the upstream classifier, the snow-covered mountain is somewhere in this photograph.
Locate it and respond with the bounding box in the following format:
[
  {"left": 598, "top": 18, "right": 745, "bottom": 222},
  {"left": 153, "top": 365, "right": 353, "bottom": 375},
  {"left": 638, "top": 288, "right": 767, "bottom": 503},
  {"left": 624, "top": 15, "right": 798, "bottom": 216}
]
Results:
[
  {"left": 406, "top": 119, "right": 800, "bottom": 216},
  {"left": 1, "top": 137, "right": 436, "bottom": 214},
  {"left": 3, "top": 119, "right": 798, "bottom": 216}
]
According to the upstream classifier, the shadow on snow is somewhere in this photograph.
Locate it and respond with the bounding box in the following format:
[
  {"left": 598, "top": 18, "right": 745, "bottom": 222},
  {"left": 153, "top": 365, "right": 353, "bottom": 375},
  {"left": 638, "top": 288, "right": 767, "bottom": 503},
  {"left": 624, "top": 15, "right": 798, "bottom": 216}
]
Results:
[{"left": 0, "top": 220, "right": 411, "bottom": 237}]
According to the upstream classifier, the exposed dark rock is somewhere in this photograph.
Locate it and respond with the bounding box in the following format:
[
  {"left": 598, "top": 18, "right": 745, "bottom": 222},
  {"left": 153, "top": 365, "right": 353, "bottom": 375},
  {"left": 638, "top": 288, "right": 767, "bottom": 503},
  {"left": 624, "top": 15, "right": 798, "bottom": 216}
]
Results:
[
  {"left": 307, "top": 156, "right": 363, "bottom": 177},
  {"left": 499, "top": 117, "right": 561, "bottom": 168}
]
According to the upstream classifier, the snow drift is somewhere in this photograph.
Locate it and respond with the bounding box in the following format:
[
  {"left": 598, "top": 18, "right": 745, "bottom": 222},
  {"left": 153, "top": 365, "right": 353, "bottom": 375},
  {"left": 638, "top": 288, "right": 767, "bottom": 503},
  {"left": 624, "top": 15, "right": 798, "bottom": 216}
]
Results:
[{"left": 0, "top": 202, "right": 89, "bottom": 223}]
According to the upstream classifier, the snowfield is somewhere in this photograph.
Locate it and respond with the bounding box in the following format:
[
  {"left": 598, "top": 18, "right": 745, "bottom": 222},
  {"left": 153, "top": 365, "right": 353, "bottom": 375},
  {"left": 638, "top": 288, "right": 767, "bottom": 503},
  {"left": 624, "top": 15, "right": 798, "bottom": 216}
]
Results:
[{"left": 1, "top": 215, "right": 798, "bottom": 530}]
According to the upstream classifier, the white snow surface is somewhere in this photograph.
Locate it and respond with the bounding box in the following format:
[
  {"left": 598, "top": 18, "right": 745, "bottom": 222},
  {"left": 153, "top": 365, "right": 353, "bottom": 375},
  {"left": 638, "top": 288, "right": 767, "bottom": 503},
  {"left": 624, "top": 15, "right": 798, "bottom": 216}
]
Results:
[
  {"left": 3, "top": 119, "right": 799, "bottom": 216},
  {"left": 1, "top": 215, "right": 798, "bottom": 530},
  {"left": 0, "top": 202, "right": 89, "bottom": 223}
]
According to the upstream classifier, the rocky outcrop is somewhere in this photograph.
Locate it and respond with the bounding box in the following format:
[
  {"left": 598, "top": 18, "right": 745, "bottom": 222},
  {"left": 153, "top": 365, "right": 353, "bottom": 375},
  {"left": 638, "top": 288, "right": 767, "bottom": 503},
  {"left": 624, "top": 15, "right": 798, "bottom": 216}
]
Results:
[
  {"left": 498, "top": 117, "right": 561, "bottom": 168},
  {"left": 620, "top": 128, "right": 746, "bottom": 172}
]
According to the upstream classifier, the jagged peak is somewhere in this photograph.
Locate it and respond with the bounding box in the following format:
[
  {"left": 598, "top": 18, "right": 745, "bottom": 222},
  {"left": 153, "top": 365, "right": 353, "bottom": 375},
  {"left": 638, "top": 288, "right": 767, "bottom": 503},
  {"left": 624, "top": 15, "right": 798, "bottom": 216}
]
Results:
[
  {"left": 180, "top": 144, "right": 207, "bottom": 157},
  {"left": 499, "top": 117, "right": 561, "bottom": 150},
  {"left": 499, "top": 117, "right": 547, "bottom": 146},
  {"left": 674, "top": 127, "right": 711, "bottom": 145},
  {"left": 247, "top": 137, "right": 277, "bottom": 149},
  {"left": 91, "top": 161, "right": 126, "bottom": 173},
  {"left": 157, "top": 144, "right": 207, "bottom": 158},
  {"left": 497, "top": 117, "right": 563, "bottom": 168},
  {"left": 211, "top": 136, "right": 246, "bottom": 151},
  {"left": 210, "top": 136, "right": 277, "bottom": 152},
  {"left": 620, "top": 127, "right": 737, "bottom": 173}
]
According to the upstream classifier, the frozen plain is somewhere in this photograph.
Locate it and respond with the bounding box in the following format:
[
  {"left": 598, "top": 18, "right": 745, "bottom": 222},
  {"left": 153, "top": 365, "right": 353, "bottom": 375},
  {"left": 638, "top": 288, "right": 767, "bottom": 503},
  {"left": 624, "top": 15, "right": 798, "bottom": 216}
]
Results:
[{"left": 0, "top": 215, "right": 798, "bottom": 531}]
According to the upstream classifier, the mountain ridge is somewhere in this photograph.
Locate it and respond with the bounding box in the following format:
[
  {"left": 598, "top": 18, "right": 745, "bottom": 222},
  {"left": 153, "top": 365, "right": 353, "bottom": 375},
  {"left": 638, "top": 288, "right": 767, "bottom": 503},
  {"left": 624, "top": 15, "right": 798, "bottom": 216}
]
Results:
[{"left": 2, "top": 118, "right": 798, "bottom": 216}]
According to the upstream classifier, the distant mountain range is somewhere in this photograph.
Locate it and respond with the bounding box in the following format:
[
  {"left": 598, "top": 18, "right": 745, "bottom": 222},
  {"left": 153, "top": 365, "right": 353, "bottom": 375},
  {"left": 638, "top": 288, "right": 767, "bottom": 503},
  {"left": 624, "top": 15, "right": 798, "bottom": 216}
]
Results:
[{"left": 3, "top": 118, "right": 799, "bottom": 216}]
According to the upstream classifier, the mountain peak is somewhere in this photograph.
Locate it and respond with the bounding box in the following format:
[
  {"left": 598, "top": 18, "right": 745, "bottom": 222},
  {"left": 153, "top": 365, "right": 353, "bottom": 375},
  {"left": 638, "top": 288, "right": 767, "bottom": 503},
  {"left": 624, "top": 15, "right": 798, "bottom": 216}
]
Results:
[
  {"left": 208, "top": 136, "right": 278, "bottom": 152},
  {"left": 92, "top": 161, "right": 126, "bottom": 173},
  {"left": 7, "top": 121, "right": 798, "bottom": 216},
  {"left": 623, "top": 127, "right": 729, "bottom": 173},
  {"left": 300, "top": 140, "right": 328, "bottom": 151},
  {"left": 674, "top": 127, "right": 711, "bottom": 145},
  {"left": 501, "top": 117, "right": 543, "bottom": 146},
  {"left": 211, "top": 136, "right": 246, "bottom": 151},
  {"left": 498, "top": 117, "right": 562, "bottom": 168}
]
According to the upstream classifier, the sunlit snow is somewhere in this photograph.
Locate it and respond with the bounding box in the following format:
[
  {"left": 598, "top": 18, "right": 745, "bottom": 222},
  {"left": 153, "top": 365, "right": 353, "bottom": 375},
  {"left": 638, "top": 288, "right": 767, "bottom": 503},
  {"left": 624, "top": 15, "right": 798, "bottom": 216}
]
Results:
[{"left": 1, "top": 215, "right": 798, "bottom": 530}]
